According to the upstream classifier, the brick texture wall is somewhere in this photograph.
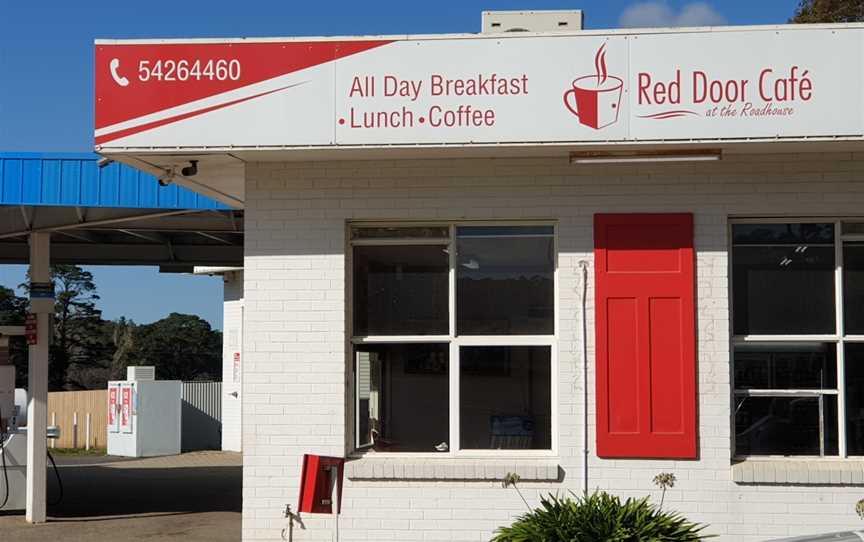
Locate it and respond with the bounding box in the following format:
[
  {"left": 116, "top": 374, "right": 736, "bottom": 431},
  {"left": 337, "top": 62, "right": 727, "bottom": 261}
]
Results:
[
  {"left": 222, "top": 271, "right": 243, "bottom": 453},
  {"left": 242, "top": 152, "right": 864, "bottom": 541}
]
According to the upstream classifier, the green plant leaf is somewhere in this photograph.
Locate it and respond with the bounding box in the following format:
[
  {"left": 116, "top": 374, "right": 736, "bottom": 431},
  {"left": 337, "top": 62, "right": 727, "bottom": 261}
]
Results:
[{"left": 491, "top": 490, "right": 713, "bottom": 542}]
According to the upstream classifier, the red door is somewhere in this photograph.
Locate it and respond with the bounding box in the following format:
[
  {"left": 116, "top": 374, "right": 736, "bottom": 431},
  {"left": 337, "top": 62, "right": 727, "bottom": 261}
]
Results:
[{"left": 594, "top": 213, "right": 697, "bottom": 459}]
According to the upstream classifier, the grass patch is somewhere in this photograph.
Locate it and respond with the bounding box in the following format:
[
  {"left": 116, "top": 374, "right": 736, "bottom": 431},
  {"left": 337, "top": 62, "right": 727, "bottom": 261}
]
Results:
[{"left": 48, "top": 447, "right": 107, "bottom": 456}]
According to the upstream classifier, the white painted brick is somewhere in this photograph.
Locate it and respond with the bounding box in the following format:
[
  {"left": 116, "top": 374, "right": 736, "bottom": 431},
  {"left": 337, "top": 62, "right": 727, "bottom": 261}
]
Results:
[{"left": 242, "top": 154, "right": 864, "bottom": 542}]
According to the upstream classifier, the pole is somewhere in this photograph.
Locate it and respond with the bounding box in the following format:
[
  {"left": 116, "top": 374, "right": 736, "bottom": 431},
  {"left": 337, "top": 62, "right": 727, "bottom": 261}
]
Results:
[
  {"left": 579, "top": 260, "right": 589, "bottom": 497},
  {"left": 331, "top": 465, "right": 339, "bottom": 542},
  {"left": 26, "top": 232, "right": 50, "bottom": 523},
  {"left": 85, "top": 413, "right": 91, "bottom": 451},
  {"left": 73, "top": 412, "right": 78, "bottom": 449}
]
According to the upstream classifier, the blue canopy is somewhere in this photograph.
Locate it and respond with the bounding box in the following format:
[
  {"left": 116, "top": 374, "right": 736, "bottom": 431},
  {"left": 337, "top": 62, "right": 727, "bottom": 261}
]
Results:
[
  {"left": 0, "top": 153, "right": 227, "bottom": 210},
  {"left": 0, "top": 153, "right": 240, "bottom": 267}
]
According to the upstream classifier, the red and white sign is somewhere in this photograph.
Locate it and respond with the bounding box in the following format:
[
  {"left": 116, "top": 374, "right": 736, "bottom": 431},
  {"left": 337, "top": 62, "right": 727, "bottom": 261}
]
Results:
[
  {"left": 94, "top": 28, "right": 863, "bottom": 149},
  {"left": 95, "top": 40, "right": 388, "bottom": 147},
  {"left": 25, "top": 314, "right": 37, "bottom": 346},
  {"left": 120, "top": 385, "right": 132, "bottom": 432},
  {"left": 233, "top": 352, "right": 241, "bottom": 384},
  {"left": 564, "top": 44, "right": 623, "bottom": 130},
  {"left": 108, "top": 386, "right": 118, "bottom": 432}
]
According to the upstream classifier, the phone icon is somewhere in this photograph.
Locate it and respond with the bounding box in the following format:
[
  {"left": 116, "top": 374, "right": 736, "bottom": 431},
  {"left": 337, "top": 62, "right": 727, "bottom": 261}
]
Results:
[{"left": 109, "top": 58, "right": 129, "bottom": 87}]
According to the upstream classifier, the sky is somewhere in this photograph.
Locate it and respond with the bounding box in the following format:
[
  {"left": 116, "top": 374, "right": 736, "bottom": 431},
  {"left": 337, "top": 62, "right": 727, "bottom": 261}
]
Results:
[{"left": 0, "top": 0, "right": 798, "bottom": 328}]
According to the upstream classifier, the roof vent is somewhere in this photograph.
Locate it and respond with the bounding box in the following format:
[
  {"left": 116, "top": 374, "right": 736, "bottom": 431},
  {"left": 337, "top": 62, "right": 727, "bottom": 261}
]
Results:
[
  {"left": 127, "top": 366, "right": 156, "bottom": 381},
  {"left": 482, "top": 10, "right": 583, "bottom": 34}
]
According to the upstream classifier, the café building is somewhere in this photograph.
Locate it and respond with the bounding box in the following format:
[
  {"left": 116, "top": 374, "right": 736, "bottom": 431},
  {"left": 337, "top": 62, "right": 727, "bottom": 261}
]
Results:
[{"left": 95, "top": 14, "right": 864, "bottom": 541}]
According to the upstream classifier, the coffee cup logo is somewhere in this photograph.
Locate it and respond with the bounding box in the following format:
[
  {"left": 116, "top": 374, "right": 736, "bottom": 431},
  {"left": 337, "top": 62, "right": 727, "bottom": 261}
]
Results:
[{"left": 564, "top": 44, "right": 623, "bottom": 130}]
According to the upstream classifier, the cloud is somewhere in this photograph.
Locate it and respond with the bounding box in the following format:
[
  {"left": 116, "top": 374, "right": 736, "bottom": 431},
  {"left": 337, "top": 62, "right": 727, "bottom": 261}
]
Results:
[{"left": 619, "top": 1, "right": 727, "bottom": 28}]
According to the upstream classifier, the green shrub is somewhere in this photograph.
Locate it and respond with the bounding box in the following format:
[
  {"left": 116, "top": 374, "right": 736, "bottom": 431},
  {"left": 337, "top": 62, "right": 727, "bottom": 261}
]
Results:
[{"left": 491, "top": 491, "right": 711, "bottom": 542}]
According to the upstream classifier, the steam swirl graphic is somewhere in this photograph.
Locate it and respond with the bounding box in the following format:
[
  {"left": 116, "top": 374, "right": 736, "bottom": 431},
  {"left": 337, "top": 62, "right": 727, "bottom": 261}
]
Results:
[{"left": 595, "top": 43, "right": 608, "bottom": 85}]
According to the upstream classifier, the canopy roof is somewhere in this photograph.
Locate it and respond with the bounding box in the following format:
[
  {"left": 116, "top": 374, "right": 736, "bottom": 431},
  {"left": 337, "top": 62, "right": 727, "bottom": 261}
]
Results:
[{"left": 0, "top": 153, "right": 242, "bottom": 268}]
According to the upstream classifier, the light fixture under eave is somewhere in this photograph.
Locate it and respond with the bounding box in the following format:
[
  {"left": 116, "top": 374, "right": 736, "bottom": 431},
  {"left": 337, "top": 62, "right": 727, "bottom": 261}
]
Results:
[{"left": 569, "top": 149, "right": 722, "bottom": 164}]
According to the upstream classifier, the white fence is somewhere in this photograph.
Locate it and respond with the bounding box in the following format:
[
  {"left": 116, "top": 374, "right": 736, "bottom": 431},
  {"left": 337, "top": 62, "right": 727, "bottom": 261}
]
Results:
[{"left": 181, "top": 381, "right": 222, "bottom": 451}]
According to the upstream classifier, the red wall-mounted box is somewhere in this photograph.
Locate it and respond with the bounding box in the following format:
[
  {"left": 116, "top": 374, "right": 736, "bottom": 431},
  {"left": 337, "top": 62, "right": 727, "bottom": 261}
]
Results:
[{"left": 297, "top": 454, "right": 345, "bottom": 514}]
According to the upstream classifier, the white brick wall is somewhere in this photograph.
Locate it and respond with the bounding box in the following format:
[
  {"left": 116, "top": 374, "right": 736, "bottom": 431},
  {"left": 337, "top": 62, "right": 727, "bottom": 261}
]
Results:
[
  {"left": 242, "top": 152, "right": 864, "bottom": 542},
  {"left": 222, "top": 270, "right": 243, "bottom": 452}
]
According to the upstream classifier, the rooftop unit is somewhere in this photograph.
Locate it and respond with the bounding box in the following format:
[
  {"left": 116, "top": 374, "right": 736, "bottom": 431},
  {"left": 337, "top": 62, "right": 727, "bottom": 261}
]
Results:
[{"left": 481, "top": 10, "right": 584, "bottom": 33}]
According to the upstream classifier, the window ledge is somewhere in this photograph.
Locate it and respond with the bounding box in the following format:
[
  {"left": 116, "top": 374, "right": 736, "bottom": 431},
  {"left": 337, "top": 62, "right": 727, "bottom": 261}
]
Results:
[
  {"left": 345, "top": 457, "right": 561, "bottom": 481},
  {"left": 733, "top": 459, "right": 864, "bottom": 485}
]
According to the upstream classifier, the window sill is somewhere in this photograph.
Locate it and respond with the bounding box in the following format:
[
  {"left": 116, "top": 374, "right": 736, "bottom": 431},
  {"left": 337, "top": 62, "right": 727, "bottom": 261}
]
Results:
[
  {"left": 732, "top": 459, "right": 864, "bottom": 485},
  {"left": 345, "top": 457, "right": 561, "bottom": 481}
]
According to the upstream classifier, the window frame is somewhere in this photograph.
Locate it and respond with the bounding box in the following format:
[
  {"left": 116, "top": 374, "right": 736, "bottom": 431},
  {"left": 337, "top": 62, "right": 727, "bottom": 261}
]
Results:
[
  {"left": 729, "top": 217, "right": 864, "bottom": 460},
  {"left": 347, "top": 221, "right": 559, "bottom": 459}
]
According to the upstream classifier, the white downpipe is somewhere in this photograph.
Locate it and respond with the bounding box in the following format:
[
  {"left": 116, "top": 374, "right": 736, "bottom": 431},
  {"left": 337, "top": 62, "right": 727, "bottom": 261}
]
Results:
[
  {"left": 579, "top": 260, "right": 590, "bottom": 496},
  {"left": 331, "top": 465, "right": 340, "bottom": 542}
]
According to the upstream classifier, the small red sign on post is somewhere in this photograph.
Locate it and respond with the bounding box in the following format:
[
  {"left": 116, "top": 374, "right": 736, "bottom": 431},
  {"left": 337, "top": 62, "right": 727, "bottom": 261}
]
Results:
[
  {"left": 25, "top": 314, "right": 37, "bottom": 345},
  {"left": 233, "top": 352, "right": 241, "bottom": 383}
]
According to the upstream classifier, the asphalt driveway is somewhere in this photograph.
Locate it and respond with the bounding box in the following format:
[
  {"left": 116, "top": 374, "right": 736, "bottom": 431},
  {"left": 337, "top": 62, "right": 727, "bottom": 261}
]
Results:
[{"left": 0, "top": 451, "right": 241, "bottom": 541}]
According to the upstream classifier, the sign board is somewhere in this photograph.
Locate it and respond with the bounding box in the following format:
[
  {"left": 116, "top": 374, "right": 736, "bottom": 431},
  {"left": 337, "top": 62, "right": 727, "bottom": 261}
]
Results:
[
  {"left": 96, "top": 27, "right": 863, "bottom": 149},
  {"left": 233, "top": 352, "right": 241, "bottom": 384},
  {"left": 29, "top": 282, "right": 55, "bottom": 300},
  {"left": 24, "top": 314, "right": 37, "bottom": 346},
  {"left": 108, "top": 386, "right": 119, "bottom": 433},
  {"left": 120, "top": 384, "right": 133, "bottom": 434}
]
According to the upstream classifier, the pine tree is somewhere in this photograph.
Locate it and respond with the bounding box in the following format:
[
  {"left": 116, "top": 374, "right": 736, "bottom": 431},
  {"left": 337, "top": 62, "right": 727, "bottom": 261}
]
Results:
[
  {"left": 22, "top": 265, "right": 105, "bottom": 390},
  {"left": 791, "top": 0, "right": 864, "bottom": 23}
]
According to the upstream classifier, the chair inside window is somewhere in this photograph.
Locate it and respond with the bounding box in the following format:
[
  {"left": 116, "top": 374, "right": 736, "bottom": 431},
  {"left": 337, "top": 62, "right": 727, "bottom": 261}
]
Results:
[{"left": 489, "top": 415, "right": 534, "bottom": 449}]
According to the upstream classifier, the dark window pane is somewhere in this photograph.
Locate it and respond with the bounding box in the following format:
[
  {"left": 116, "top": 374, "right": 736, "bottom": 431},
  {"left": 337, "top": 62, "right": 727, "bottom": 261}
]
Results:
[
  {"left": 732, "top": 226, "right": 835, "bottom": 335},
  {"left": 351, "top": 226, "right": 449, "bottom": 240},
  {"left": 460, "top": 346, "right": 551, "bottom": 450},
  {"left": 353, "top": 245, "right": 448, "bottom": 335},
  {"left": 844, "top": 243, "right": 864, "bottom": 334},
  {"left": 845, "top": 344, "right": 864, "bottom": 455},
  {"left": 732, "top": 223, "right": 834, "bottom": 245},
  {"left": 456, "top": 225, "right": 554, "bottom": 237},
  {"left": 734, "top": 343, "right": 837, "bottom": 390},
  {"left": 457, "top": 228, "right": 554, "bottom": 335},
  {"left": 355, "top": 344, "right": 449, "bottom": 452},
  {"left": 734, "top": 395, "right": 838, "bottom": 456}
]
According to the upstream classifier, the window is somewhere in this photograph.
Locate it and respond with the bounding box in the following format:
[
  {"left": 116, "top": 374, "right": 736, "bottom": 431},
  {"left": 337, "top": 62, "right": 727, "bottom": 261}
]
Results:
[
  {"left": 732, "top": 220, "right": 864, "bottom": 457},
  {"left": 351, "top": 224, "right": 556, "bottom": 454},
  {"left": 457, "top": 227, "right": 554, "bottom": 335},
  {"left": 459, "top": 346, "right": 552, "bottom": 450},
  {"left": 355, "top": 344, "right": 449, "bottom": 452},
  {"left": 353, "top": 244, "right": 448, "bottom": 335}
]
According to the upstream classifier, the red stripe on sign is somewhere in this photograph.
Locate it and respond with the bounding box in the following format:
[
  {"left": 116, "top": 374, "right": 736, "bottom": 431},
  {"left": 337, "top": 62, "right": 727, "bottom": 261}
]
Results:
[
  {"left": 95, "top": 83, "right": 301, "bottom": 145},
  {"left": 95, "top": 40, "right": 391, "bottom": 130},
  {"left": 594, "top": 213, "right": 697, "bottom": 459}
]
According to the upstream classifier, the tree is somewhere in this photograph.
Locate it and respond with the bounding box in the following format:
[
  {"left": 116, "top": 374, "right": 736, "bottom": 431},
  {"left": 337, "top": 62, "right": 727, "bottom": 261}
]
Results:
[
  {"left": 50, "top": 266, "right": 109, "bottom": 389},
  {"left": 0, "top": 286, "right": 28, "bottom": 387},
  {"left": 107, "top": 317, "right": 137, "bottom": 381},
  {"left": 130, "top": 313, "right": 222, "bottom": 381},
  {"left": 790, "top": 0, "right": 864, "bottom": 22},
  {"left": 0, "top": 286, "right": 27, "bottom": 325},
  {"left": 11, "top": 269, "right": 223, "bottom": 389},
  {"left": 22, "top": 265, "right": 109, "bottom": 390}
]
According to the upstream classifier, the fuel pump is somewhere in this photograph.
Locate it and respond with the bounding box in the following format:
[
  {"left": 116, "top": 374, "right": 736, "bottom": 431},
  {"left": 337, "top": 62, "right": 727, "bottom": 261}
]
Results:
[
  {"left": 0, "top": 325, "right": 62, "bottom": 512},
  {"left": 0, "top": 324, "right": 27, "bottom": 511}
]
